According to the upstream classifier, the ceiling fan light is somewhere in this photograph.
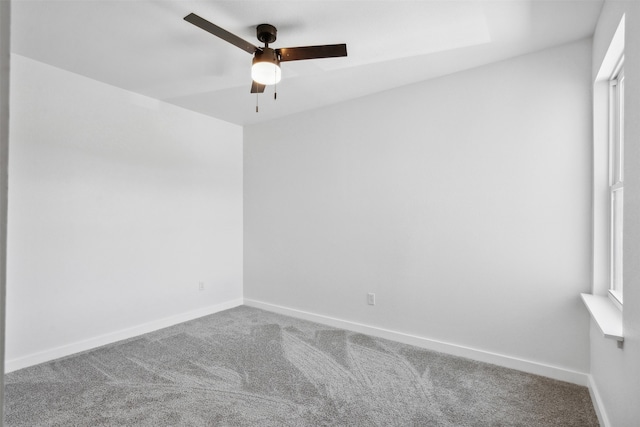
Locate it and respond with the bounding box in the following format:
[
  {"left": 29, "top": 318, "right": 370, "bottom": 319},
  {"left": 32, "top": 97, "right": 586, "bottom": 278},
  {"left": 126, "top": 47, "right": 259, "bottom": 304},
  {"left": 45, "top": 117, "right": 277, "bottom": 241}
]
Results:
[
  {"left": 251, "top": 62, "right": 281, "bottom": 85},
  {"left": 251, "top": 48, "right": 282, "bottom": 85}
]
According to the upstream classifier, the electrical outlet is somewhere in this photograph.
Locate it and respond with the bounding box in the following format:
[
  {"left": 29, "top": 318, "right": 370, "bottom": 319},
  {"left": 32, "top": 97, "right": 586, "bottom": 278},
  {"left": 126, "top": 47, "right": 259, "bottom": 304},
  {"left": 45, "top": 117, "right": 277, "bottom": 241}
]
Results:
[
  {"left": 367, "top": 293, "right": 375, "bottom": 305},
  {"left": 199, "top": 282, "right": 205, "bottom": 291}
]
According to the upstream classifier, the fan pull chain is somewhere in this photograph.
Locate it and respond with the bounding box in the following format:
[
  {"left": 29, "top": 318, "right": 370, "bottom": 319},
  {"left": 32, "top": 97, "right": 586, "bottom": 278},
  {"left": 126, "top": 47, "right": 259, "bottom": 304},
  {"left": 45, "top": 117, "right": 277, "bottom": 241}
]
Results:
[
  {"left": 274, "top": 68, "right": 278, "bottom": 100},
  {"left": 256, "top": 92, "right": 259, "bottom": 113}
]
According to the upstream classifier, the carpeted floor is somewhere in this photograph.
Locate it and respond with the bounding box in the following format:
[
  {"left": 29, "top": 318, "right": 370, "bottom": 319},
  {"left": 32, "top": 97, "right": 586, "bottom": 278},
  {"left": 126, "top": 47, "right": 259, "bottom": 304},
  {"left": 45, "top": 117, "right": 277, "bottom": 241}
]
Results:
[{"left": 4, "top": 306, "right": 598, "bottom": 426}]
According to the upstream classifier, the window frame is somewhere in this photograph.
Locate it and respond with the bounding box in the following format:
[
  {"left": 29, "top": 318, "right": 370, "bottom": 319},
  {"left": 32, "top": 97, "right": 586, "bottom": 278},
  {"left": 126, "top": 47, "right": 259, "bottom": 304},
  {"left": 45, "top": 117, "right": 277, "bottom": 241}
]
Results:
[{"left": 608, "top": 57, "right": 624, "bottom": 308}]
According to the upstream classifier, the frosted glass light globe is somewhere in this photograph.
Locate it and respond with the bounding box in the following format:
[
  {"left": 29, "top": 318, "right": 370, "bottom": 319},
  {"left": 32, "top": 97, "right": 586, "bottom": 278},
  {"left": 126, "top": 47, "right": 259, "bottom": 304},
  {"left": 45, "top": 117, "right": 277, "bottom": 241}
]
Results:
[{"left": 251, "top": 61, "right": 282, "bottom": 85}]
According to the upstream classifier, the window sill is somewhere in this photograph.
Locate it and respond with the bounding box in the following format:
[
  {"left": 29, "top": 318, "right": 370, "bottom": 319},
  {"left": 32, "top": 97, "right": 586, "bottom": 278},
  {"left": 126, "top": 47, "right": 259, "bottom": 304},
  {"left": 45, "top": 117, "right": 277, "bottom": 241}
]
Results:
[{"left": 581, "top": 293, "right": 623, "bottom": 341}]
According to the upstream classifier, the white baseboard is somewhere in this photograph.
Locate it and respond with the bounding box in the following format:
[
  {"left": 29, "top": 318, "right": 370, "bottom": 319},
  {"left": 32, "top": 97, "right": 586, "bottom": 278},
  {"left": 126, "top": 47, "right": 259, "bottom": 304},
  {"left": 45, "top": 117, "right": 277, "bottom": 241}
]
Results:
[
  {"left": 7, "top": 297, "right": 591, "bottom": 389},
  {"left": 244, "top": 298, "right": 589, "bottom": 386},
  {"left": 587, "top": 374, "right": 611, "bottom": 427},
  {"left": 5, "top": 298, "right": 243, "bottom": 373}
]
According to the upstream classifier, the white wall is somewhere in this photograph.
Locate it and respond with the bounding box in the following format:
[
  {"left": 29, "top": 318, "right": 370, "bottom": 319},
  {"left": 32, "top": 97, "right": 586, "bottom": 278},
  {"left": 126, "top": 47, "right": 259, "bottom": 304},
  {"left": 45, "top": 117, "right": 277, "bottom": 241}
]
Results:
[
  {"left": 589, "top": 1, "right": 640, "bottom": 425},
  {"left": 0, "top": 0, "right": 11, "bottom": 418},
  {"left": 6, "top": 55, "right": 243, "bottom": 369},
  {"left": 244, "top": 39, "right": 593, "bottom": 378}
]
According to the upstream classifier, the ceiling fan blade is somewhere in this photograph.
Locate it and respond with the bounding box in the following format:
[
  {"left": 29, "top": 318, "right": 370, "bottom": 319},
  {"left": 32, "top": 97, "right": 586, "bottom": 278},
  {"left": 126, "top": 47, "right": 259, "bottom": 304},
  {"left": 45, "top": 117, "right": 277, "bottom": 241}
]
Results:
[
  {"left": 250, "top": 81, "right": 266, "bottom": 93},
  {"left": 184, "top": 13, "right": 258, "bottom": 55},
  {"left": 277, "top": 44, "right": 347, "bottom": 62}
]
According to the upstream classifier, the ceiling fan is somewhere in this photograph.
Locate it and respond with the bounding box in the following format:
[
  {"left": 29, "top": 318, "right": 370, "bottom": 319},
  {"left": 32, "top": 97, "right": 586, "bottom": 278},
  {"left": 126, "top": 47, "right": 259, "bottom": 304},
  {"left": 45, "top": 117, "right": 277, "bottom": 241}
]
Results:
[{"left": 184, "top": 13, "right": 348, "bottom": 94}]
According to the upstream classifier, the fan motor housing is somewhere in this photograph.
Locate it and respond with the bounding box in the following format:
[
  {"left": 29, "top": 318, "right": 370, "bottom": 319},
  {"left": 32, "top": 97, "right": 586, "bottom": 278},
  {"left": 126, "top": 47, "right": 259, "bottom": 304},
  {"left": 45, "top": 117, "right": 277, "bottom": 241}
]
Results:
[
  {"left": 256, "top": 24, "right": 277, "bottom": 44},
  {"left": 253, "top": 47, "right": 279, "bottom": 65}
]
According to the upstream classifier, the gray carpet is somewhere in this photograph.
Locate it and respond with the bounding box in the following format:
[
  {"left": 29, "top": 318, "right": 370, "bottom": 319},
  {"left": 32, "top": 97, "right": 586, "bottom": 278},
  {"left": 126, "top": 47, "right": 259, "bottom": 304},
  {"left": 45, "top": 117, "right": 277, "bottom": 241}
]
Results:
[{"left": 4, "top": 306, "right": 598, "bottom": 426}]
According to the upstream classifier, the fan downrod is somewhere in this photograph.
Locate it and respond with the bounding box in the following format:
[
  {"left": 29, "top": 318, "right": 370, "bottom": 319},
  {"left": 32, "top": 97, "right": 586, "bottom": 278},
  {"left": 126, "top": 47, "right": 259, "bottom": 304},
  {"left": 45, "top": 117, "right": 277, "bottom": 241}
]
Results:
[{"left": 256, "top": 24, "right": 277, "bottom": 45}]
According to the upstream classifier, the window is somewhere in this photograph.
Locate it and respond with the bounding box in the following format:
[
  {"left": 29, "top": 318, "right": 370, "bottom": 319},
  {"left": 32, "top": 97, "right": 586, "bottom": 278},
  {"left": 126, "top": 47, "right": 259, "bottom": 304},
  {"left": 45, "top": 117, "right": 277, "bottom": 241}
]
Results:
[
  {"left": 609, "top": 58, "right": 624, "bottom": 305},
  {"left": 584, "top": 14, "right": 625, "bottom": 341}
]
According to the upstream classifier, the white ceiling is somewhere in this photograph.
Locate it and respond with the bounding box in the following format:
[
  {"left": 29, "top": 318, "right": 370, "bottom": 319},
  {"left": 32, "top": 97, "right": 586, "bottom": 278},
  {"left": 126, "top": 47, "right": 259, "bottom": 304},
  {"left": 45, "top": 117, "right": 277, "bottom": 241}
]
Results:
[{"left": 11, "top": 0, "right": 603, "bottom": 126}]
